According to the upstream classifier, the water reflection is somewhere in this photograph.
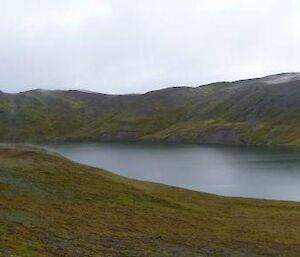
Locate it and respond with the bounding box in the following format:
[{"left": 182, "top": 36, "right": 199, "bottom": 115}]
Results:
[{"left": 42, "top": 143, "right": 300, "bottom": 201}]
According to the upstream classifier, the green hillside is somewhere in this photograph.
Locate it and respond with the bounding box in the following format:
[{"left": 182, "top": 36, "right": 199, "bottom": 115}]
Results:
[
  {"left": 1, "top": 73, "right": 300, "bottom": 145},
  {"left": 1, "top": 145, "right": 300, "bottom": 256}
]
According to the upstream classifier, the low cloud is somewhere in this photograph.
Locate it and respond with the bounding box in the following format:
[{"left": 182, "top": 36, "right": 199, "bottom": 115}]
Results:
[{"left": 0, "top": 0, "right": 299, "bottom": 94}]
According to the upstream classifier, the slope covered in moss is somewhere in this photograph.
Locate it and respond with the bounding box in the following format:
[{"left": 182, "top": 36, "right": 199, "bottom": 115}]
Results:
[
  {"left": 0, "top": 145, "right": 300, "bottom": 256},
  {"left": 1, "top": 73, "right": 300, "bottom": 145}
]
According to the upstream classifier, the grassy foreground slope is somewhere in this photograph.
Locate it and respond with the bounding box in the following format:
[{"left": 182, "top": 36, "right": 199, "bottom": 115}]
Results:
[
  {"left": 1, "top": 72, "right": 300, "bottom": 145},
  {"left": 0, "top": 146, "right": 300, "bottom": 256}
]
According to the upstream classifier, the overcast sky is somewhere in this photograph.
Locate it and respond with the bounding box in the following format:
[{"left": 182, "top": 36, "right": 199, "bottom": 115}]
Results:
[{"left": 1, "top": 0, "right": 300, "bottom": 94}]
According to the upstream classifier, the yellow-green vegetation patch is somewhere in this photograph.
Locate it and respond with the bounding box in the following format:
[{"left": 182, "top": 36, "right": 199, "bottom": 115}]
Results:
[{"left": 0, "top": 210, "right": 42, "bottom": 228}]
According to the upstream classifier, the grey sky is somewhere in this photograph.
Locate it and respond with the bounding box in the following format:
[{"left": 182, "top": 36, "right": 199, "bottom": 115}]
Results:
[{"left": 1, "top": 0, "right": 300, "bottom": 94}]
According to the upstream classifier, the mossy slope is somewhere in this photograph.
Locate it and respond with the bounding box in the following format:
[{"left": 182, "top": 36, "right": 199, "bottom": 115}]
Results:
[
  {"left": 0, "top": 146, "right": 300, "bottom": 256},
  {"left": 1, "top": 73, "right": 300, "bottom": 145}
]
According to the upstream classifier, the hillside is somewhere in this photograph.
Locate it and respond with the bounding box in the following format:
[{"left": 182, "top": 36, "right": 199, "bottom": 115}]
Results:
[
  {"left": 1, "top": 145, "right": 300, "bottom": 256},
  {"left": 1, "top": 72, "right": 300, "bottom": 145}
]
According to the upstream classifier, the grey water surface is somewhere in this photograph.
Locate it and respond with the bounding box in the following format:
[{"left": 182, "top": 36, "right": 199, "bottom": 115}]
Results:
[{"left": 42, "top": 142, "right": 300, "bottom": 201}]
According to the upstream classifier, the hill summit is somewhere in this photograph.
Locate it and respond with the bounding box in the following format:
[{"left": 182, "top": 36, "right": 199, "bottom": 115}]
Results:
[{"left": 1, "top": 73, "right": 300, "bottom": 145}]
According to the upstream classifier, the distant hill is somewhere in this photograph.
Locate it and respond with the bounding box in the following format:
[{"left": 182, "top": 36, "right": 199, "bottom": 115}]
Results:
[
  {"left": 1, "top": 72, "right": 300, "bottom": 145},
  {"left": 1, "top": 145, "right": 300, "bottom": 256}
]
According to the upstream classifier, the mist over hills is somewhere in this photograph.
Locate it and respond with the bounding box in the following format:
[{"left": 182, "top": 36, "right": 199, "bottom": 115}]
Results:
[{"left": 1, "top": 72, "right": 300, "bottom": 145}]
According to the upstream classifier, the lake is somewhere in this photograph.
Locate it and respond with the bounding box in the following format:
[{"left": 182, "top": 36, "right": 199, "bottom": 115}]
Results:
[{"left": 42, "top": 142, "right": 300, "bottom": 201}]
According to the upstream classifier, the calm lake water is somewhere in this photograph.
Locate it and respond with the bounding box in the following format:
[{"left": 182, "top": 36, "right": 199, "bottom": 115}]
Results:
[{"left": 42, "top": 143, "right": 300, "bottom": 201}]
